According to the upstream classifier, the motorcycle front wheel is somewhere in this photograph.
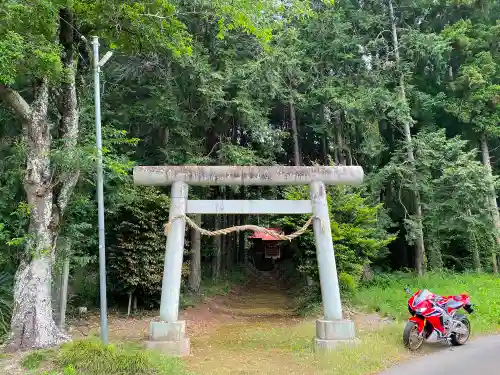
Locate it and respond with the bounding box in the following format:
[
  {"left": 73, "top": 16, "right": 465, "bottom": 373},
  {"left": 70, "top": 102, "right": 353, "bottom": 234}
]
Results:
[
  {"left": 450, "top": 314, "right": 470, "bottom": 346},
  {"left": 403, "top": 321, "right": 424, "bottom": 350}
]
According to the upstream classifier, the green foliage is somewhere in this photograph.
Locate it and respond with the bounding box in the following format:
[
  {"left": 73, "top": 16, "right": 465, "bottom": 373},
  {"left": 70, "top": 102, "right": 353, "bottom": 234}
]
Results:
[
  {"left": 39, "top": 364, "right": 77, "bottom": 375},
  {"left": 372, "top": 129, "right": 493, "bottom": 270},
  {"left": 107, "top": 188, "right": 170, "bottom": 301},
  {"left": 0, "top": 272, "right": 13, "bottom": 343},
  {"left": 76, "top": 0, "right": 192, "bottom": 57},
  {"left": 282, "top": 183, "right": 396, "bottom": 314},
  {"left": 0, "top": 1, "right": 62, "bottom": 84},
  {"left": 0, "top": 31, "right": 24, "bottom": 85},
  {"left": 0, "top": 139, "right": 28, "bottom": 270},
  {"left": 279, "top": 185, "right": 395, "bottom": 284},
  {"left": 69, "top": 267, "right": 100, "bottom": 308},
  {"left": 440, "top": 17, "right": 500, "bottom": 136}
]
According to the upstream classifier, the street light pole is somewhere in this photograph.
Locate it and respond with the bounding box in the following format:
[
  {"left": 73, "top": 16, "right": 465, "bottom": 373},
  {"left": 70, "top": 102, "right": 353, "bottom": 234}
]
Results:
[{"left": 91, "top": 36, "right": 113, "bottom": 345}]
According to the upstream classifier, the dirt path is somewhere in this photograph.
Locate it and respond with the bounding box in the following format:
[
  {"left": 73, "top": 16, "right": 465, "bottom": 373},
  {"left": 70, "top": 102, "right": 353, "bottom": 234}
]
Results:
[{"left": 185, "top": 270, "right": 304, "bottom": 374}]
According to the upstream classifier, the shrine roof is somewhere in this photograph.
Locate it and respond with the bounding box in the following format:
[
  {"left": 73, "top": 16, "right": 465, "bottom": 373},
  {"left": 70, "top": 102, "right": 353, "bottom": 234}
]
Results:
[{"left": 248, "top": 228, "right": 283, "bottom": 241}]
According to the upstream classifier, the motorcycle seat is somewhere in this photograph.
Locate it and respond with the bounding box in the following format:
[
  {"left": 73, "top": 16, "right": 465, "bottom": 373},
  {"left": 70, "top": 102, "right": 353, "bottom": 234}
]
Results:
[
  {"left": 444, "top": 299, "right": 463, "bottom": 309},
  {"left": 435, "top": 297, "right": 462, "bottom": 310}
]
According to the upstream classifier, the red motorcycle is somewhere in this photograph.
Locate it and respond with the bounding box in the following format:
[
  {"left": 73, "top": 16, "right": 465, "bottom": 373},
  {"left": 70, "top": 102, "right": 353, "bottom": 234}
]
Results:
[{"left": 403, "top": 287, "right": 474, "bottom": 350}]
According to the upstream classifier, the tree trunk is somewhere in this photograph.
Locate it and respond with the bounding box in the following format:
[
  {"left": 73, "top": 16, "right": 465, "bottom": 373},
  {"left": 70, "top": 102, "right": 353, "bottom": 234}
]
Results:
[
  {"left": 467, "top": 209, "right": 482, "bottom": 273},
  {"left": 223, "top": 189, "right": 232, "bottom": 271},
  {"left": 189, "top": 215, "right": 202, "bottom": 293},
  {"left": 238, "top": 187, "right": 246, "bottom": 265},
  {"left": 346, "top": 121, "right": 354, "bottom": 166},
  {"left": 480, "top": 133, "right": 499, "bottom": 274},
  {"left": 232, "top": 215, "right": 238, "bottom": 265},
  {"left": 289, "top": 97, "right": 301, "bottom": 166},
  {"left": 221, "top": 212, "right": 227, "bottom": 273},
  {"left": 471, "top": 237, "right": 482, "bottom": 273},
  {"left": 6, "top": 80, "right": 69, "bottom": 351},
  {"left": 225, "top": 214, "right": 234, "bottom": 271},
  {"left": 389, "top": 0, "right": 426, "bottom": 276},
  {"left": 321, "top": 105, "right": 330, "bottom": 165},
  {"left": 428, "top": 242, "right": 442, "bottom": 271},
  {"left": 51, "top": 237, "right": 70, "bottom": 329},
  {"left": 127, "top": 293, "right": 132, "bottom": 316},
  {"left": 9, "top": 258, "right": 69, "bottom": 351},
  {"left": 336, "top": 114, "right": 346, "bottom": 165},
  {"left": 213, "top": 214, "right": 222, "bottom": 280},
  {"left": 2, "top": 9, "right": 79, "bottom": 350},
  {"left": 321, "top": 135, "right": 329, "bottom": 165}
]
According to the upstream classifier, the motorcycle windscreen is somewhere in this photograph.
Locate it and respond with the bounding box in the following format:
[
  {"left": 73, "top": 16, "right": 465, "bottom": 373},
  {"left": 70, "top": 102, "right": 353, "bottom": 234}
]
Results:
[{"left": 413, "top": 289, "right": 433, "bottom": 305}]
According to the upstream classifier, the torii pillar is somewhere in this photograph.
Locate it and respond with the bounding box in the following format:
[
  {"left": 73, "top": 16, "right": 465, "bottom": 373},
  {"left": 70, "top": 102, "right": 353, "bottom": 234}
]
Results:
[{"left": 133, "top": 165, "right": 364, "bottom": 355}]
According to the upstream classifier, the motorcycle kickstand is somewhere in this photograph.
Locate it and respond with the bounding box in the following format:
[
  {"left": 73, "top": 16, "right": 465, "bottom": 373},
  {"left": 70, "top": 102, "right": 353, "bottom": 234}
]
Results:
[{"left": 445, "top": 337, "right": 454, "bottom": 350}]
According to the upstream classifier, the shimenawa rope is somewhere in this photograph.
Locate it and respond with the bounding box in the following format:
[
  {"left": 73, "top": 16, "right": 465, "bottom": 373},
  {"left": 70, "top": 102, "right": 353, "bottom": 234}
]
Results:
[{"left": 164, "top": 215, "right": 321, "bottom": 241}]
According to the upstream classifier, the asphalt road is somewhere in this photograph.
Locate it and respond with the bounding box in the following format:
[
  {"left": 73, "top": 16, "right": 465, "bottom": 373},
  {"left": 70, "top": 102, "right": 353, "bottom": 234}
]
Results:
[{"left": 379, "top": 335, "right": 500, "bottom": 375}]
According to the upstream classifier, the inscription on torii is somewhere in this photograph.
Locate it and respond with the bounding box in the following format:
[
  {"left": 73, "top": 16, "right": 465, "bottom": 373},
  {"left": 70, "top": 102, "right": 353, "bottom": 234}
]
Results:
[{"left": 134, "top": 165, "right": 363, "bottom": 186}]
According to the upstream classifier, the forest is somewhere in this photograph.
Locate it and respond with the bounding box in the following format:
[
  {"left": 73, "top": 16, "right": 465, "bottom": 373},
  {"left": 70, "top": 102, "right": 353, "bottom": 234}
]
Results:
[{"left": 0, "top": 0, "right": 500, "bottom": 366}]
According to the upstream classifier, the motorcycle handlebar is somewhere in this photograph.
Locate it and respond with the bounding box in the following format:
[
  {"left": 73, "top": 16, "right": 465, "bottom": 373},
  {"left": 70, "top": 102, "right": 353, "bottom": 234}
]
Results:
[{"left": 404, "top": 287, "right": 412, "bottom": 295}]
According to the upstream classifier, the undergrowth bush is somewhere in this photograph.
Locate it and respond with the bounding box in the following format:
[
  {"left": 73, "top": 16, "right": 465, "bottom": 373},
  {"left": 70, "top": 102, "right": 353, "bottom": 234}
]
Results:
[
  {"left": 69, "top": 267, "right": 99, "bottom": 308},
  {"left": 24, "top": 339, "right": 188, "bottom": 375},
  {"left": 107, "top": 188, "right": 171, "bottom": 304},
  {"left": 279, "top": 185, "right": 395, "bottom": 315},
  {"left": 0, "top": 271, "right": 13, "bottom": 343},
  {"left": 294, "top": 272, "right": 360, "bottom": 317}
]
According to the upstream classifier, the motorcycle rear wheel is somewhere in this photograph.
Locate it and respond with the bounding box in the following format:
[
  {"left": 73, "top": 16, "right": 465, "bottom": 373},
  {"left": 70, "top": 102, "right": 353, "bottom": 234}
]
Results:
[
  {"left": 403, "top": 321, "right": 424, "bottom": 350},
  {"left": 450, "top": 314, "right": 470, "bottom": 346}
]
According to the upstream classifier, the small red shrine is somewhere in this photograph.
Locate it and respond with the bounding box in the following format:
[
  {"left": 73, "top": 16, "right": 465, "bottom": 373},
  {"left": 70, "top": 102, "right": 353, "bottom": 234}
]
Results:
[{"left": 248, "top": 228, "right": 283, "bottom": 260}]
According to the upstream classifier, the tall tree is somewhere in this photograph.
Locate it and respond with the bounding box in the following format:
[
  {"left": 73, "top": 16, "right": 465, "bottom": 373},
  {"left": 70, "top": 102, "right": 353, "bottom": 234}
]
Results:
[{"left": 387, "top": 0, "right": 426, "bottom": 275}]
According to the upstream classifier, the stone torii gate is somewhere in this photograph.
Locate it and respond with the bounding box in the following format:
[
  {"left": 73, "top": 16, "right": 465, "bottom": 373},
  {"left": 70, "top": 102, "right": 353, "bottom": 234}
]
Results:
[{"left": 133, "top": 165, "right": 364, "bottom": 356}]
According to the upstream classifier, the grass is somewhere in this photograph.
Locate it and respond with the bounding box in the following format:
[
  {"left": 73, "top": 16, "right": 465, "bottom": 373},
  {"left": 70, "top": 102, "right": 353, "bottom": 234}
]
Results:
[
  {"left": 22, "top": 350, "right": 54, "bottom": 370},
  {"left": 352, "top": 271, "right": 500, "bottom": 334},
  {"left": 188, "top": 318, "right": 411, "bottom": 375},
  {"left": 300, "top": 324, "right": 411, "bottom": 375},
  {"left": 21, "top": 339, "right": 190, "bottom": 375}
]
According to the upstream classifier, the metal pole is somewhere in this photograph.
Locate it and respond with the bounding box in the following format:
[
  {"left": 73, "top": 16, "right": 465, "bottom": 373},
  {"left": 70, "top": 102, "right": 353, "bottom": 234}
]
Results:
[
  {"left": 58, "top": 256, "right": 70, "bottom": 330},
  {"left": 92, "top": 35, "right": 109, "bottom": 345}
]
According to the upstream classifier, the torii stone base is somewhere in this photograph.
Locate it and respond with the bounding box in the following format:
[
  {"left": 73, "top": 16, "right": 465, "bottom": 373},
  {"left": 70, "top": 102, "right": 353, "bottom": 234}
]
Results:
[
  {"left": 314, "top": 319, "right": 358, "bottom": 350},
  {"left": 144, "top": 320, "right": 190, "bottom": 357}
]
